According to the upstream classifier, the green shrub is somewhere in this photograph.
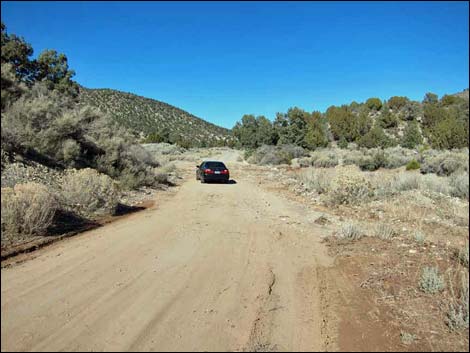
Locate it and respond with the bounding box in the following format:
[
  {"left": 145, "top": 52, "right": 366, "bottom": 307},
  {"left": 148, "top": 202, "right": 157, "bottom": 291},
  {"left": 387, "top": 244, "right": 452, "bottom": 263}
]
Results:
[
  {"left": 441, "top": 94, "right": 459, "bottom": 106},
  {"left": 365, "top": 97, "right": 383, "bottom": 111},
  {"left": 400, "top": 332, "right": 416, "bottom": 345},
  {"left": 383, "top": 148, "right": 414, "bottom": 169},
  {"left": 406, "top": 159, "right": 420, "bottom": 170},
  {"left": 326, "top": 106, "right": 358, "bottom": 142},
  {"left": 419, "top": 266, "right": 445, "bottom": 294},
  {"left": 391, "top": 173, "right": 420, "bottom": 192},
  {"left": 423, "top": 92, "right": 439, "bottom": 105},
  {"left": 61, "top": 139, "right": 81, "bottom": 165},
  {"left": 313, "top": 154, "right": 339, "bottom": 168},
  {"left": 2, "top": 83, "right": 161, "bottom": 189},
  {"left": 413, "top": 231, "right": 426, "bottom": 244},
  {"left": 429, "top": 116, "right": 469, "bottom": 150},
  {"left": 338, "top": 222, "right": 363, "bottom": 241},
  {"left": 338, "top": 136, "right": 348, "bottom": 149},
  {"left": 420, "top": 151, "right": 469, "bottom": 176},
  {"left": 400, "top": 101, "right": 423, "bottom": 121},
  {"left": 244, "top": 149, "right": 254, "bottom": 160},
  {"left": 259, "top": 151, "right": 284, "bottom": 165},
  {"left": 401, "top": 121, "right": 423, "bottom": 149},
  {"left": 357, "top": 157, "right": 374, "bottom": 171},
  {"left": 358, "top": 151, "right": 387, "bottom": 171},
  {"left": 357, "top": 125, "right": 391, "bottom": 149},
  {"left": 249, "top": 144, "right": 307, "bottom": 165},
  {"left": 458, "top": 241, "right": 469, "bottom": 267},
  {"left": 1, "top": 63, "right": 27, "bottom": 111},
  {"left": 1, "top": 182, "right": 57, "bottom": 238},
  {"left": 388, "top": 96, "right": 409, "bottom": 110},
  {"left": 342, "top": 150, "right": 364, "bottom": 166},
  {"left": 420, "top": 174, "right": 451, "bottom": 195},
  {"left": 305, "top": 115, "right": 329, "bottom": 150},
  {"left": 298, "top": 157, "right": 313, "bottom": 167},
  {"left": 378, "top": 107, "right": 399, "bottom": 128}
]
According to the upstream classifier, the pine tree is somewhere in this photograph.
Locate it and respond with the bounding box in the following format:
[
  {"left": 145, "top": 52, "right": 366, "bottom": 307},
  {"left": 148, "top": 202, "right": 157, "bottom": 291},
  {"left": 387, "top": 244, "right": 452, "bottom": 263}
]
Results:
[
  {"left": 401, "top": 120, "right": 423, "bottom": 149},
  {"left": 305, "top": 115, "right": 328, "bottom": 150}
]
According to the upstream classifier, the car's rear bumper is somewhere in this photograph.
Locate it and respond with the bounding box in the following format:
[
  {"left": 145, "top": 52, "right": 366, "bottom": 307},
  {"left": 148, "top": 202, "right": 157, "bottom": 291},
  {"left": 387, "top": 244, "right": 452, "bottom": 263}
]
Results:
[{"left": 203, "top": 174, "right": 230, "bottom": 182}]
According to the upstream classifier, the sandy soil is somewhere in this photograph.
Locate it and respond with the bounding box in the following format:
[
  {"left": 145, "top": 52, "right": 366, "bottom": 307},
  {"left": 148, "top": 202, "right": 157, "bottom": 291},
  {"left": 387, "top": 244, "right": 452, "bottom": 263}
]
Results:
[{"left": 1, "top": 151, "right": 340, "bottom": 352}]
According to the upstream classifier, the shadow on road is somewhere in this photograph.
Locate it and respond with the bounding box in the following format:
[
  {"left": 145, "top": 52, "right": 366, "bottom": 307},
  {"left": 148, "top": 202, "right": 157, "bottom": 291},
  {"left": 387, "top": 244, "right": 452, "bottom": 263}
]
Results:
[
  {"left": 114, "top": 203, "right": 146, "bottom": 216},
  {"left": 47, "top": 209, "right": 100, "bottom": 236},
  {"left": 203, "top": 179, "right": 237, "bottom": 184}
]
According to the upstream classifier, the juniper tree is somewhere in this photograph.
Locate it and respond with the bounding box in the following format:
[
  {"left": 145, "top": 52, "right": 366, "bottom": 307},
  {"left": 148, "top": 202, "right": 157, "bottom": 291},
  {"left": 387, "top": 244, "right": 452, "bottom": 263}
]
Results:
[{"left": 401, "top": 120, "right": 423, "bottom": 149}]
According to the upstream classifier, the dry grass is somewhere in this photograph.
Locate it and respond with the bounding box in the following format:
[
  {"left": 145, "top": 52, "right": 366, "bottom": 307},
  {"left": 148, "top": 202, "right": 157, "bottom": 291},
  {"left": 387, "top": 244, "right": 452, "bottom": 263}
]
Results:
[
  {"left": 60, "top": 168, "right": 120, "bottom": 217},
  {"left": 458, "top": 241, "right": 469, "bottom": 267},
  {"left": 1, "top": 182, "right": 57, "bottom": 238},
  {"left": 446, "top": 270, "right": 469, "bottom": 331},
  {"left": 338, "top": 222, "right": 364, "bottom": 241},
  {"left": 374, "top": 223, "right": 396, "bottom": 240}
]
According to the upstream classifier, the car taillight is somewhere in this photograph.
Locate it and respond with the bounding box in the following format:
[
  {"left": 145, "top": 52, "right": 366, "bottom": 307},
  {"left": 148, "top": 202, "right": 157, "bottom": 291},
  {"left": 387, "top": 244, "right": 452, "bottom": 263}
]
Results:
[
  {"left": 204, "top": 168, "right": 213, "bottom": 174},
  {"left": 221, "top": 169, "right": 229, "bottom": 174}
]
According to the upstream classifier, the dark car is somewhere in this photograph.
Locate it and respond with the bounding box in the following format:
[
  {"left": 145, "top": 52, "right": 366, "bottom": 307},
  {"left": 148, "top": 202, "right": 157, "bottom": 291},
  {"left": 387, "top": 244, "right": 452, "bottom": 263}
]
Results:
[{"left": 196, "top": 161, "right": 230, "bottom": 183}]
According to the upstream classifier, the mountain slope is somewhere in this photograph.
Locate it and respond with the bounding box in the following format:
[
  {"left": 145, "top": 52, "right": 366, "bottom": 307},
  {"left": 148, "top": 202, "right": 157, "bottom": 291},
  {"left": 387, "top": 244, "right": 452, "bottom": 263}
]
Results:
[
  {"left": 78, "top": 87, "right": 232, "bottom": 146},
  {"left": 453, "top": 88, "right": 469, "bottom": 100}
]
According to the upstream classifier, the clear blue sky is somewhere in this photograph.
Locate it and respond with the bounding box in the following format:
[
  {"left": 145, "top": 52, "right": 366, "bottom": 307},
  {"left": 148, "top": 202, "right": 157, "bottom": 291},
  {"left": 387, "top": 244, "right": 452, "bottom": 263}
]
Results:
[{"left": 2, "top": 1, "right": 469, "bottom": 129}]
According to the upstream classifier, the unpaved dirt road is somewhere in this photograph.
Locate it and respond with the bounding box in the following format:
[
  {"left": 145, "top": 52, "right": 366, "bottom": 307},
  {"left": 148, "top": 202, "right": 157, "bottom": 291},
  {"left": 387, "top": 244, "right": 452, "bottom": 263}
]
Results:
[{"left": 1, "top": 151, "right": 338, "bottom": 352}]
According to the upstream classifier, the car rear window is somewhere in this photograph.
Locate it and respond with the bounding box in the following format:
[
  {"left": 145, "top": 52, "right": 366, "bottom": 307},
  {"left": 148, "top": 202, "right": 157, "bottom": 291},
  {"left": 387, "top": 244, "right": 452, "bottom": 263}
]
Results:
[{"left": 205, "top": 162, "right": 226, "bottom": 169}]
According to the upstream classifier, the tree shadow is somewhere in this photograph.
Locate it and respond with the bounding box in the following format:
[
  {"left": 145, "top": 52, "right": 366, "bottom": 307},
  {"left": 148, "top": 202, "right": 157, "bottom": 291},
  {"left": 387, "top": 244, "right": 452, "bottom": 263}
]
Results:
[
  {"left": 113, "top": 202, "right": 146, "bottom": 216},
  {"left": 46, "top": 209, "right": 100, "bottom": 236}
]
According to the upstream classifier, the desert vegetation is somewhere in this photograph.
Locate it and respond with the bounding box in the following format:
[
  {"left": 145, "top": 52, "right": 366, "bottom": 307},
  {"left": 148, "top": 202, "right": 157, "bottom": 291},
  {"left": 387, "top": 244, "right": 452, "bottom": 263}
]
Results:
[
  {"left": 249, "top": 142, "right": 468, "bottom": 340},
  {"left": 0, "top": 19, "right": 467, "bottom": 349},
  {"left": 0, "top": 23, "right": 177, "bottom": 247}
]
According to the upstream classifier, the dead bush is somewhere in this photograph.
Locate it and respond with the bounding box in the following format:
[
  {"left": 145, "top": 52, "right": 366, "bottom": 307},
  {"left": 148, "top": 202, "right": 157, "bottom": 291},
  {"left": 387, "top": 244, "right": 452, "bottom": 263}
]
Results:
[
  {"left": 60, "top": 168, "right": 119, "bottom": 217},
  {"left": 298, "top": 168, "right": 333, "bottom": 194},
  {"left": 328, "top": 166, "right": 371, "bottom": 205},
  {"left": 449, "top": 172, "right": 469, "bottom": 200},
  {"left": 420, "top": 150, "right": 469, "bottom": 176},
  {"left": 249, "top": 144, "right": 307, "bottom": 165},
  {"left": 1, "top": 182, "right": 57, "bottom": 238},
  {"left": 447, "top": 271, "right": 469, "bottom": 331}
]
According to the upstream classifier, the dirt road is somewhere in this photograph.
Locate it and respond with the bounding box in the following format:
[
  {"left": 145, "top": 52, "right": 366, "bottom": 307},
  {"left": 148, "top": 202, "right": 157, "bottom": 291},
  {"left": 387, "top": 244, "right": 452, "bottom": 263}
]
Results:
[{"left": 1, "top": 152, "right": 338, "bottom": 352}]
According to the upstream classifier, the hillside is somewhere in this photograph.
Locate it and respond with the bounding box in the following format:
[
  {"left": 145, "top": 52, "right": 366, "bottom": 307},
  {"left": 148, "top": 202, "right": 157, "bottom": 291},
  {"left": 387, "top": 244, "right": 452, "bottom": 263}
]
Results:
[
  {"left": 78, "top": 87, "right": 233, "bottom": 147},
  {"left": 454, "top": 88, "right": 469, "bottom": 100}
]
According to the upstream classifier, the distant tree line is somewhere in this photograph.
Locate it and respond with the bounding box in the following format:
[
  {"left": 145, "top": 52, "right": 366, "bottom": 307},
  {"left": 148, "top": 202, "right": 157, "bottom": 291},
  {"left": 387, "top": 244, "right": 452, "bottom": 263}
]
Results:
[{"left": 232, "top": 92, "right": 469, "bottom": 151}]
